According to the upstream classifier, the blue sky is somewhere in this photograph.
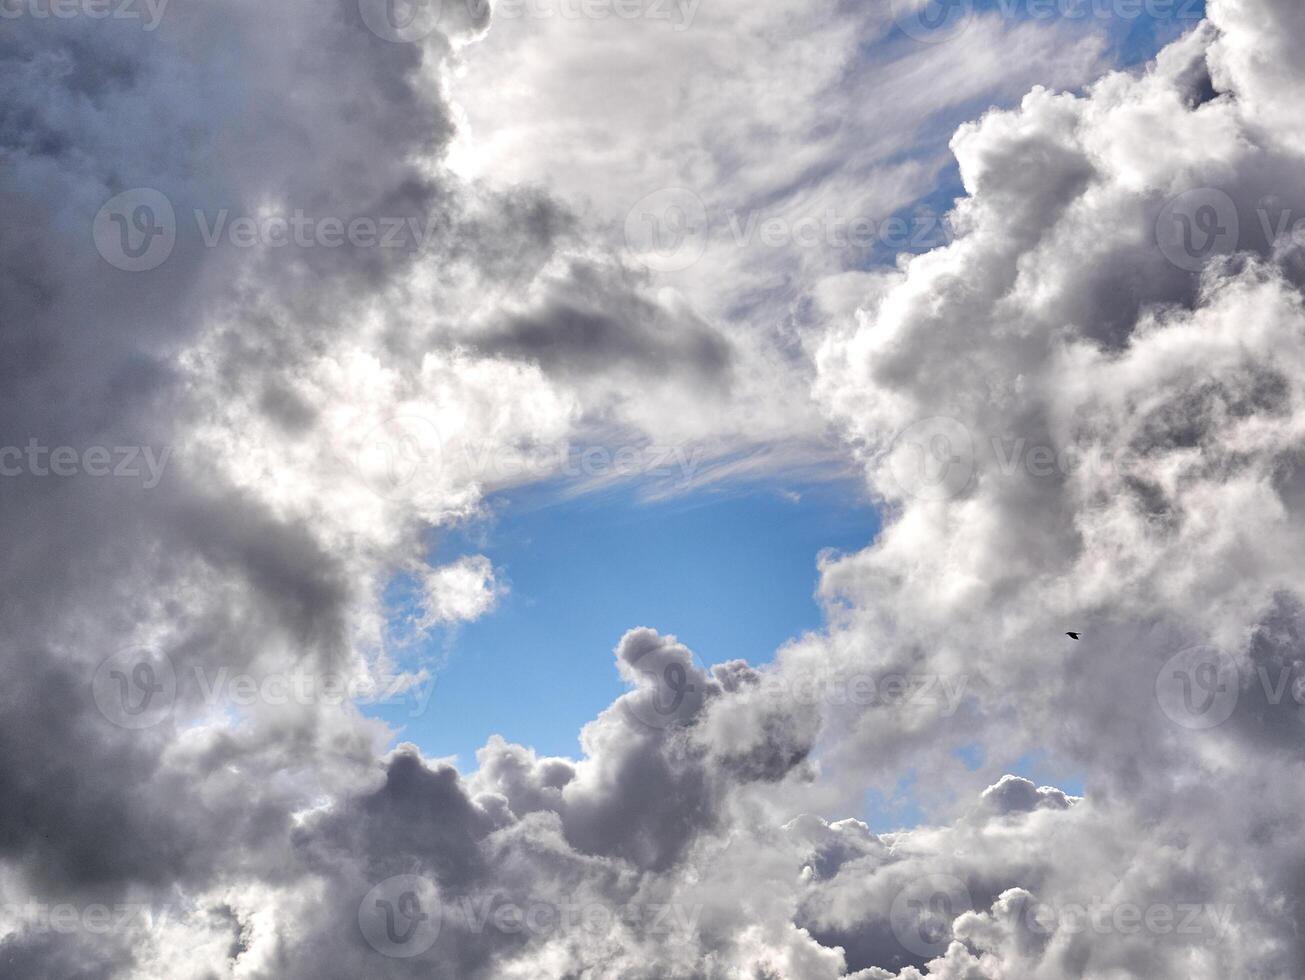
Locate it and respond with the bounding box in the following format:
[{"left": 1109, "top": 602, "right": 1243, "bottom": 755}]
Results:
[
  {"left": 366, "top": 475, "right": 1090, "bottom": 827},
  {"left": 370, "top": 479, "right": 879, "bottom": 765},
  {"left": 953, "top": 0, "right": 1205, "bottom": 63}
]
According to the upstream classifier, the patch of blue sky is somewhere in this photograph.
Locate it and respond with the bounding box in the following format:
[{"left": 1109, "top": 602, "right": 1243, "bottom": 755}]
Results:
[
  {"left": 884, "top": 0, "right": 1206, "bottom": 65},
  {"left": 366, "top": 478, "right": 878, "bottom": 768}
]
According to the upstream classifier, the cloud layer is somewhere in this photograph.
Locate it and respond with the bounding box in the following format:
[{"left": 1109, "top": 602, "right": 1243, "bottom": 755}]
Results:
[{"left": 4, "top": 0, "right": 1304, "bottom": 977}]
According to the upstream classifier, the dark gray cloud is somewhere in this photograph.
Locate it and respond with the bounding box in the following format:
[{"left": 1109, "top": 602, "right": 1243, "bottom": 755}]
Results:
[{"left": 477, "top": 267, "right": 733, "bottom": 382}]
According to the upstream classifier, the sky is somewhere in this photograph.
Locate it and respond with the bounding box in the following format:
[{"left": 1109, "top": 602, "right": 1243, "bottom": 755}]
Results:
[
  {"left": 372, "top": 480, "right": 878, "bottom": 764},
  {"left": 366, "top": 0, "right": 1205, "bottom": 775},
  {"left": 15, "top": 0, "right": 1305, "bottom": 978}
]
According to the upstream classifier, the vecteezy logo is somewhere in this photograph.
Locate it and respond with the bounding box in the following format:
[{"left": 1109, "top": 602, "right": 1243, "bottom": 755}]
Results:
[
  {"left": 358, "top": 875, "right": 442, "bottom": 958},
  {"left": 1155, "top": 644, "right": 1240, "bottom": 731},
  {"left": 620, "top": 645, "right": 706, "bottom": 732},
  {"left": 890, "top": 874, "right": 972, "bottom": 958},
  {"left": 93, "top": 188, "right": 176, "bottom": 272},
  {"left": 890, "top": 0, "right": 974, "bottom": 44},
  {"left": 1155, "top": 188, "right": 1240, "bottom": 272},
  {"left": 358, "top": 0, "right": 443, "bottom": 42},
  {"left": 92, "top": 646, "right": 177, "bottom": 729},
  {"left": 456, "top": 0, "right": 492, "bottom": 27},
  {"left": 624, "top": 188, "right": 709, "bottom": 273},
  {"left": 887, "top": 417, "right": 975, "bottom": 501},
  {"left": 353, "top": 416, "right": 442, "bottom": 501}
]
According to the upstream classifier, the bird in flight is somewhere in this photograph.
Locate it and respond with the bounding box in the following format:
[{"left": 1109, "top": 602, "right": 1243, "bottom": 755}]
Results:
[{"left": 1065, "top": 632, "right": 1082, "bottom": 640}]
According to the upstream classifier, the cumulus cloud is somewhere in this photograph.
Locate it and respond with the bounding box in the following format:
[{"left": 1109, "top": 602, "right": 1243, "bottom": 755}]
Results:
[{"left": 419, "top": 556, "right": 504, "bottom": 627}]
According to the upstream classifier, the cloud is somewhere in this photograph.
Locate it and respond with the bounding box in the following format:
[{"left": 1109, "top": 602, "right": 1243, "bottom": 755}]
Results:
[
  {"left": 419, "top": 556, "right": 505, "bottom": 627},
  {"left": 6, "top": 0, "right": 1305, "bottom": 977},
  {"left": 799, "top": 3, "right": 1305, "bottom": 975}
]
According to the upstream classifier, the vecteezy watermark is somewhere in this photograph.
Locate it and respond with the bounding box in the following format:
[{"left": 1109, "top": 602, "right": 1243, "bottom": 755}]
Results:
[
  {"left": 359, "top": 876, "right": 443, "bottom": 958},
  {"left": 723, "top": 207, "right": 951, "bottom": 253},
  {"left": 354, "top": 416, "right": 444, "bottom": 501},
  {"left": 492, "top": 0, "right": 701, "bottom": 29},
  {"left": 1157, "top": 191, "right": 1305, "bottom": 272},
  {"left": 890, "top": 0, "right": 974, "bottom": 44},
  {"left": 885, "top": 417, "right": 1141, "bottom": 501},
  {"left": 891, "top": 0, "right": 1200, "bottom": 45},
  {"left": 358, "top": 0, "right": 441, "bottom": 42},
  {"left": 1020, "top": 897, "right": 1234, "bottom": 944},
  {"left": 1156, "top": 645, "right": 1305, "bottom": 732},
  {"left": 0, "top": 441, "right": 171, "bottom": 488},
  {"left": 190, "top": 209, "right": 441, "bottom": 253},
  {"left": 0, "top": 0, "right": 170, "bottom": 30},
  {"left": 451, "top": 894, "right": 701, "bottom": 943},
  {"left": 91, "top": 646, "right": 178, "bottom": 730},
  {"left": 1252, "top": 202, "right": 1305, "bottom": 252},
  {"left": 93, "top": 188, "right": 443, "bottom": 272},
  {"left": 623, "top": 188, "right": 950, "bottom": 272},
  {"left": 1155, "top": 188, "right": 1240, "bottom": 273},
  {"left": 351, "top": 416, "right": 707, "bottom": 501},
  {"left": 358, "top": 0, "right": 699, "bottom": 42},
  {"left": 358, "top": 876, "right": 701, "bottom": 959},
  {"left": 1155, "top": 644, "right": 1241, "bottom": 731},
  {"left": 189, "top": 666, "right": 436, "bottom": 716},
  {"left": 619, "top": 643, "right": 707, "bottom": 733},
  {"left": 624, "top": 188, "right": 710, "bottom": 273},
  {"left": 888, "top": 417, "right": 976, "bottom": 502},
  {"left": 93, "top": 189, "right": 176, "bottom": 272},
  {"left": 890, "top": 874, "right": 972, "bottom": 958},
  {"left": 0, "top": 902, "right": 172, "bottom": 937},
  {"left": 91, "top": 648, "right": 437, "bottom": 729},
  {"left": 761, "top": 671, "right": 970, "bottom": 717}
]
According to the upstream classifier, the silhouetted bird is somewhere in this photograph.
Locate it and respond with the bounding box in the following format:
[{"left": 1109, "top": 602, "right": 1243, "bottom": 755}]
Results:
[{"left": 1066, "top": 632, "right": 1081, "bottom": 640}]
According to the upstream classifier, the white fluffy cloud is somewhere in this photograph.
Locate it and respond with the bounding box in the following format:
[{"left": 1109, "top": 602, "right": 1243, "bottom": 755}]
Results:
[{"left": 420, "top": 555, "right": 505, "bottom": 627}]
